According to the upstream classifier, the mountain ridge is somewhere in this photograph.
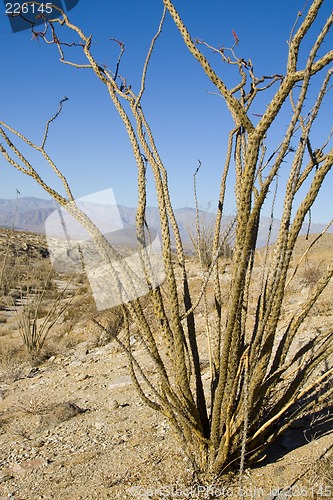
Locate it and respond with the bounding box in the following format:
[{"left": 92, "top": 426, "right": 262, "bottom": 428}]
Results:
[{"left": 0, "top": 196, "right": 331, "bottom": 248}]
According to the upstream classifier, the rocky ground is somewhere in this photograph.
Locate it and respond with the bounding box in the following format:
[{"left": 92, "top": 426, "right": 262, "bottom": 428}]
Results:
[{"left": 0, "top": 229, "right": 332, "bottom": 499}]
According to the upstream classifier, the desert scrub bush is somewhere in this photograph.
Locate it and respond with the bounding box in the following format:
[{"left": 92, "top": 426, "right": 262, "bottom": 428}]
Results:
[
  {"left": 187, "top": 203, "right": 234, "bottom": 270},
  {"left": 300, "top": 259, "right": 325, "bottom": 288},
  {"left": 0, "top": 0, "right": 333, "bottom": 478},
  {"left": 12, "top": 392, "right": 54, "bottom": 416},
  {"left": 89, "top": 306, "right": 124, "bottom": 347},
  {"left": 1, "top": 242, "right": 74, "bottom": 358},
  {"left": 15, "top": 269, "right": 74, "bottom": 359},
  {"left": 0, "top": 254, "right": 20, "bottom": 297},
  {"left": 188, "top": 169, "right": 234, "bottom": 271},
  {"left": 63, "top": 290, "right": 96, "bottom": 324},
  {"left": 0, "top": 345, "right": 26, "bottom": 383}
]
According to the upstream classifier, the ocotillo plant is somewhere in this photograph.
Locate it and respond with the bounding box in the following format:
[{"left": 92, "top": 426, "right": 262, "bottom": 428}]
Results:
[{"left": 0, "top": 0, "right": 332, "bottom": 475}]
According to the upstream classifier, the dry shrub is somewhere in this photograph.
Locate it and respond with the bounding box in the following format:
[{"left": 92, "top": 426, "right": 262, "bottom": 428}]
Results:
[
  {"left": 12, "top": 392, "right": 54, "bottom": 416},
  {"left": 0, "top": 345, "right": 26, "bottom": 383},
  {"left": 88, "top": 306, "right": 124, "bottom": 347},
  {"left": 300, "top": 259, "right": 324, "bottom": 288}
]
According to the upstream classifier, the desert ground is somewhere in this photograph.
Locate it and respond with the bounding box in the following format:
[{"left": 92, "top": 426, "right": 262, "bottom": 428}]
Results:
[{"left": 0, "top": 228, "right": 332, "bottom": 499}]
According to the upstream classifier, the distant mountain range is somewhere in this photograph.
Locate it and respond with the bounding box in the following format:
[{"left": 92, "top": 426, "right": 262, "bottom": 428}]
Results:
[{"left": 0, "top": 196, "right": 331, "bottom": 248}]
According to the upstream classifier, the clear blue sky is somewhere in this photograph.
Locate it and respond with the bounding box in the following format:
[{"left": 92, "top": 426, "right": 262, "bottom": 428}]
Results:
[{"left": 0, "top": 0, "right": 332, "bottom": 222}]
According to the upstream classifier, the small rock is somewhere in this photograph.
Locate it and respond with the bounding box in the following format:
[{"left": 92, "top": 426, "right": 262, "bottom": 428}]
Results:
[
  {"left": 20, "top": 458, "right": 49, "bottom": 470},
  {"left": 109, "top": 399, "right": 119, "bottom": 410},
  {"left": 40, "top": 402, "right": 88, "bottom": 427},
  {"left": 69, "top": 360, "right": 83, "bottom": 368},
  {"left": 94, "top": 421, "right": 105, "bottom": 430},
  {"left": 108, "top": 376, "right": 132, "bottom": 389},
  {"left": 130, "top": 335, "right": 137, "bottom": 346},
  {"left": 75, "top": 373, "right": 89, "bottom": 382}
]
